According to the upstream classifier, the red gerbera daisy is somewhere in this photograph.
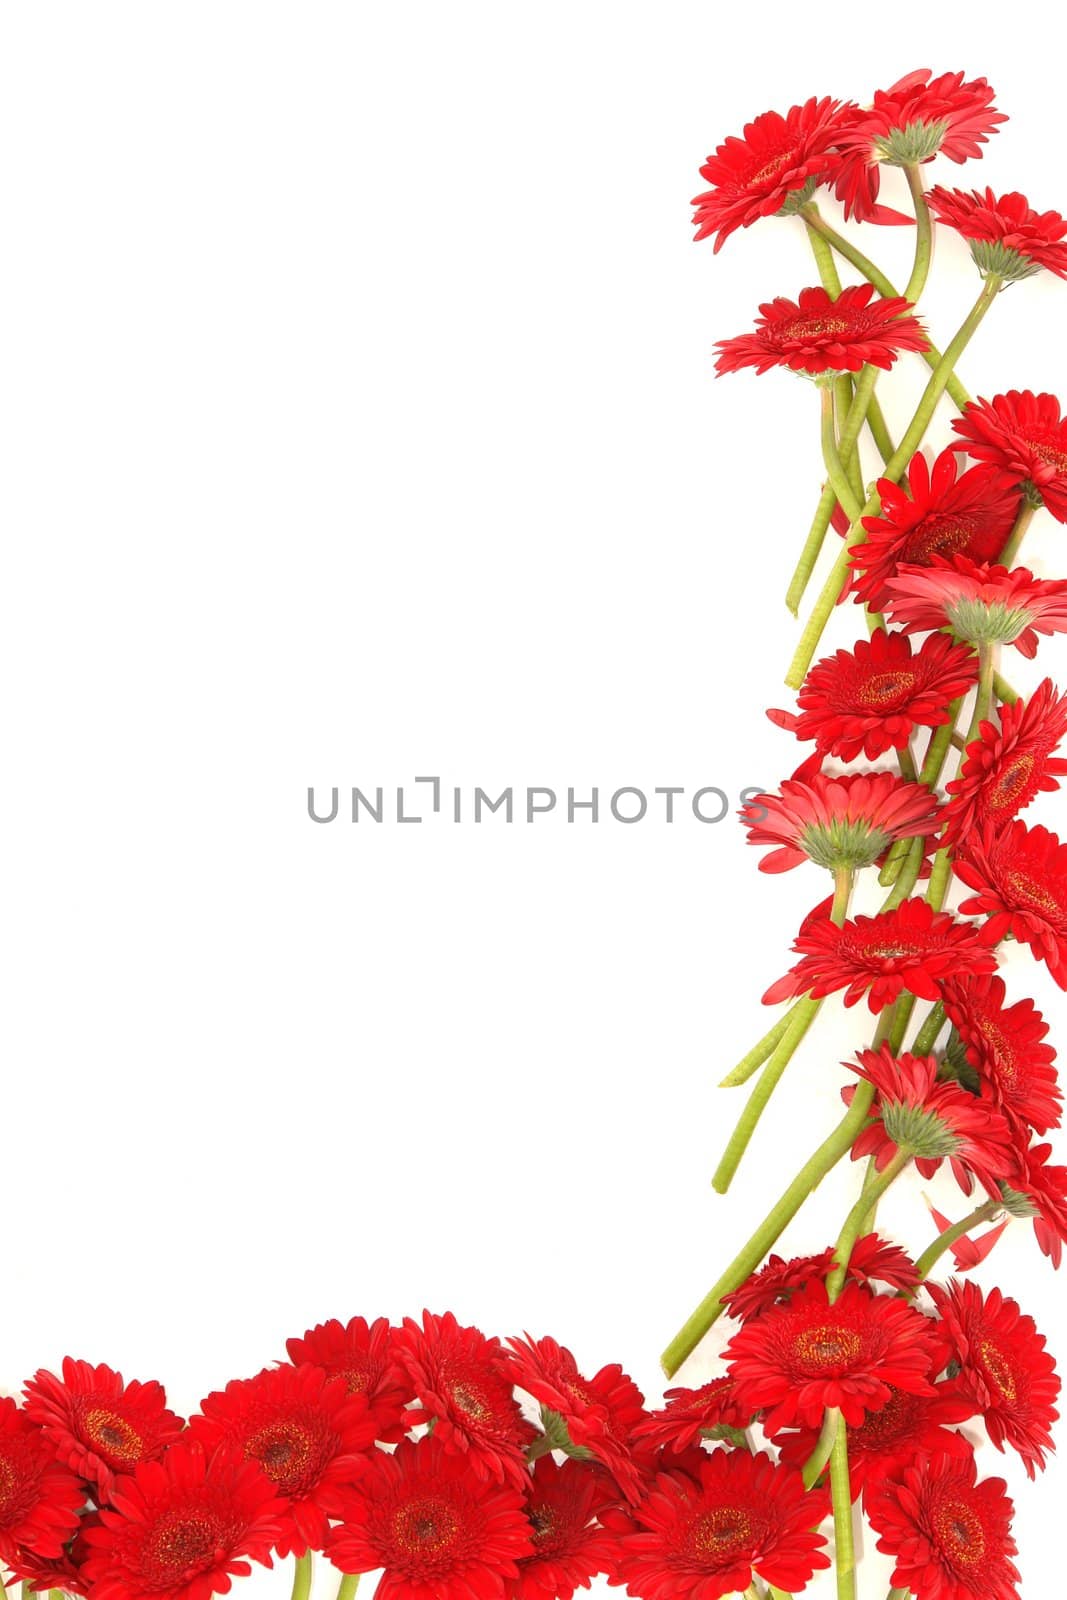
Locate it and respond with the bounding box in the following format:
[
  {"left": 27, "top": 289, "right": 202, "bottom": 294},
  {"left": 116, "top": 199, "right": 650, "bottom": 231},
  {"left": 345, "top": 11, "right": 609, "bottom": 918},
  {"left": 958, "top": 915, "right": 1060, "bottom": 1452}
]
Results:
[
  {"left": 514, "top": 1457, "right": 612, "bottom": 1600},
  {"left": 722, "top": 1235, "right": 917, "bottom": 1327},
  {"left": 285, "top": 1316, "right": 408, "bottom": 1442},
  {"left": 691, "top": 98, "right": 845, "bottom": 250},
  {"left": 942, "top": 679, "right": 1067, "bottom": 848},
  {"left": 714, "top": 283, "right": 927, "bottom": 377},
  {"left": 81, "top": 1443, "right": 284, "bottom": 1600},
  {"left": 849, "top": 449, "right": 1020, "bottom": 610},
  {"left": 867, "top": 1453, "right": 1020, "bottom": 1600},
  {"left": 606, "top": 1449, "right": 830, "bottom": 1600},
  {"left": 5, "top": 1528, "right": 96, "bottom": 1599},
  {"left": 929, "top": 1280, "right": 1060, "bottom": 1479},
  {"left": 833, "top": 69, "right": 1005, "bottom": 224},
  {"left": 763, "top": 896, "right": 997, "bottom": 1012},
  {"left": 1002, "top": 1141, "right": 1067, "bottom": 1267},
  {"left": 632, "top": 1379, "right": 752, "bottom": 1456},
  {"left": 724, "top": 1279, "right": 939, "bottom": 1433},
  {"left": 186, "top": 1364, "right": 376, "bottom": 1556},
  {"left": 928, "top": 185, "right": 1067, "bottom": 280},
  {"left": 0, "top": 1398, "right": 85, "bottom": 1565},
  {"left": 769, "top": 628, "right": 978, "bottom": 761},
  {"left": 884, "top": 556, "right": 1067, "bottom": 656},
  {"left": 741, "top": 771, "right": 940, "bottom": 874},
  {"left": 941, "top": 973, "right": 1061, "bottom": 1135},
  {"left": 325, "top": 1436, "right": 531, "bottom": 1600},
  {"left": 393, "top": 1311, "right": 534, "bottom": 1489},
  {"left": 847, "top": 1047, "right": 1015, "bottom": 1199},
  {"left": 956, "top": 820, "right": 1067, "bottom": 987},
  {"left": 23, "top": 1359, "right": 185, "bottom": 1500},
  {"left": 847, "top": 1233, "right": 922, "bottom": 1293},
  {"left": 505, "top": 1336, "right": 648, "bottom": 1505},
  {"left": 774, "top": 1380, "right": 975, "bottom": 1499},
  {"left": 952, "top": 390, "right": 1067, "bottom": 521}
]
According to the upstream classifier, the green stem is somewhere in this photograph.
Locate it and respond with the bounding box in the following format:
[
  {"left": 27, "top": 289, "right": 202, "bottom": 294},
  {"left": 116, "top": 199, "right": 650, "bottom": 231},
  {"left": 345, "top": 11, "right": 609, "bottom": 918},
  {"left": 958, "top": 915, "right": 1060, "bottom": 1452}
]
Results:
[
  {"left": 912, "top": 1197, "right": 1003, "bottom": 1284},
  {"left": 801, "top": 205, "right": 971, "bottom": 411},
  {"left": 802, "top": 1406, "right": 840, "bottom": 1488},
  {"left": 836, "top": 364, "right": 881, "bottom": 464},
  {"left": 335, "top": 1580, "right": 361, "bottom": 1600},
  {"left": 711, "top": 996, "right": 822, "bottom": 1192},
  {"left": 865, "top": 392, "right": 896, "bottom": 463},
  {"left": 661, "top": 1081, "right": 877, "bottom": 1375},
  {"left": 827, "top": 1147, "right": 912, "bottom": 1299},
  {"left": 903, "top": 164, "right": 933, "bottom": 303},
  {"left": 964, "top": 642, "right": 997, "bottom": 747},
  {"left": 896, "top": 744, "right": 918, "bottom": 782},
  {"left": 786, "top": 481, "right": 839, "bottom": 616},
  {"left": 820, "top": 384, "right": 863, "bottom": 523},
  {"left": 911, "top": 1001, "right": 946, "bottom": 1056},
  {"left": 887, "top": 1590, "right": 911, "bottom": 1600},
  {"left": 711, "top": 868, "right": 852, "bottom": 1194},
  {"left": 830, "top": 1423, "right": 856, "bottom": 1600},
  {"left": 998, "top": 497, "right": 1037, "bottom": 566},
  {"left": 291, "top": 1554, "right": 313, "bottom": 1600},
  {"left": 785, "top": 275, "right": 1003, "bottom": 691},
  {"left": 994, "top": 671, "right": 1018, "bottom": 706},
  {"left": 880, "top": 694, "right": 968, "bottom": 887},
  {"left": 720, "top": 1006, "right": 798, "bottom": 1087}
]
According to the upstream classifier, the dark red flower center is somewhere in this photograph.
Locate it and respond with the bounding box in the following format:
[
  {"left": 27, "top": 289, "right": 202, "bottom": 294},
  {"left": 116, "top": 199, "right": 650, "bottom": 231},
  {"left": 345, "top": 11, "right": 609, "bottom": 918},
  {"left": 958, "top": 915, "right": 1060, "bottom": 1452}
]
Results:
[
  {"left": 906, "top": 514, "right": 980, "bottom": 563},
  {"left": 932, "top": 1496, "right": 986, "bottom": 1569},
  {"left": 338, "top": 1365, "right": 372, "bottom": 1395},
  {"left": 985, "top": 753, "right": 1036, "bottom": 812},
  {"left": 1025, "top": 435, "right": 1067, "bottom": 476},
  {"left": 791, "top": 1323, "right": 863, "bottom": 1372},
  {"left": 391, "top": 1496, "right": 461, "bottom": 1560},
  {"left": 781, "top": 313, "right": 852, "bottom": 342},
  {"left": 79, "top": 1405, "right": 143, "bottom": 1465},
  {"left": 686, "top": 1504, "right": 758, "bottom": 1565},
  {"left": 854, "top": 668, "right": 920, "bottom": 709},
  {"left": 851, "top": 1387, "right": 917, "bottom": 1449},
  {"left": 977, "top": 1336, "right": 1019, "bottom": 1404},
  {"left": 748, "top": 148, "right": 796, "bottom": 186},
  {"left": 975, "top": 1016, "right": 1014, "bottom": 1079},
  {"left": 446, "top": 1381, "right": 494, "bottom": 1426},
  {"left": 0, "top": 1452, "right": 17, "bottom": 1515},
  {"left": 1004, "top": 868, "right": 1065, "bottom": 918},
  {"left": 246, "top": 1417, "right": 326, "bottom": 1495},
  {"left": 142, "top": 1509, "right": 224, "bottom": 1584}
]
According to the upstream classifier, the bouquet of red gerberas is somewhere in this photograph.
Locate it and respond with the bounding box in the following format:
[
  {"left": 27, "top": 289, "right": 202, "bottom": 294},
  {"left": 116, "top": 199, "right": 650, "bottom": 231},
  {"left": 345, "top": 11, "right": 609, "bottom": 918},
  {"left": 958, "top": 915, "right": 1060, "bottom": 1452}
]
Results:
[
  {"left": 652, "top": 62, "right": 1067, "bottom": 1600},
  {"left": 5, "top": 64, "right": 1067, "bottom": 1600}
]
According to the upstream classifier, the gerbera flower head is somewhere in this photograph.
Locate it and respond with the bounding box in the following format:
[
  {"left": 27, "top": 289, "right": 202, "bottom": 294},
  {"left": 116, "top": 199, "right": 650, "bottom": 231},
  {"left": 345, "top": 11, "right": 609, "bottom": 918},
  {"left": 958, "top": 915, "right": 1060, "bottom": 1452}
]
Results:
[
  {"left": 724, "top": 1278, "right": 939, "bottom": 1432},
  {"left": 770, "top": 627, "right": 978, "bottom": 761},
  {"left": 723, "top": 1235, "right": 917, "bottom": 1327},
  {"left": 1001, "top": 1142, "right": 1067, "bottom": 1267},
  {"left": 956, "top": 820, "right": 1067, "bottom": 987},
  {"left": 868, "top": 1453, "right": 1020, "bottom": 1600},
  {"left": 833, "top": 69, "right": 1005, "bottom": 223},
  {"left": 632, "top": 1378, "right": 752, "bottom": 1456},
  {"left": 929, "top": 1280, "right": 1060, "bottom": 1479},
  {"left": 691, "top": 98, "right": 846, "bottom": 250},
  {"left": 884, "top": 556, "right": 1067, "bottom": 656},
  {"left": 953, "top": 390, "right": 1067, "bottom": 520},
  {"left": 81, "top": 1442, "right": 285, "bottom": 1600},
  {"left": 763, "top": 897, "right": 997, "bottom": 1012},
  {"left": 0, "top": 1397, "right": 85, "bottom": 1565},
  {"left": 186, "top": 1364, "right": 377, "bottom": 1556},
  {"left": 928, "top": 185, "right": 1067, "bottom": 281},
  {"left": 505, "top": 1336, "right": 648, "bottom": 1505},
  {"left": 714, "top": 283, "right": 927, "bottom": 377},
  {"left": 393, "top": 1311, "right": 534, "bottom": 1489},
  {"left": 942, "top": 679, "right": 1067, "bottom": 848},
  {"left": 848, "top": 1046, "right": 1015, "bottom": 1198},
  {"left": 23, "top": 1359, "right": 185, "bottom": 1500},
  {"left": 941, "top": 973, "right": 1061, "bottom": 1135},
  {"left": 324, "top": 1436, "right": 531, "bottom": 1600},
  {"left": 285, "top": 1316, "right": 408, "bottom": 1442},
  {"left": 774, "top": 1380, "right": 975, "bottom": 1500},
  {"left": 850, "top": 448, "right": 1020, "bottom": 610},
  {"left": 4, "top": 1525, "right": 97, "bottom": 1599},
  {"left": 513, "top": 1457, "right": 612, "bottom": 1600},
  {"left": 742, "top": 771, "right": 940, "bottom": 874},
  {"left": 607, "top": 1449, "right": 831, "bottom": 1600}
]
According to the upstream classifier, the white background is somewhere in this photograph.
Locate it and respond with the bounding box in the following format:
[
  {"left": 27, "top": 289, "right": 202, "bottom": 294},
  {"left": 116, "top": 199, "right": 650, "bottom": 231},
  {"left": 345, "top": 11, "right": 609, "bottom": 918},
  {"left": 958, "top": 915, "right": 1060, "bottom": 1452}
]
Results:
[{"left": 1, "top": 3, "right": 1064, "bottom": 1595}]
